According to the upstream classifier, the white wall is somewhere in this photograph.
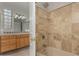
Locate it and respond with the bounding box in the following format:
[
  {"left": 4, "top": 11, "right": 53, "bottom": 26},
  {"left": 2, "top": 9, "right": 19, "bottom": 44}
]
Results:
[
  {"left": 29, "top": 2, "right": 35, "bottom": 56},
  {"left": 29, "top": 2, "right": 35, "bottom": 39}
]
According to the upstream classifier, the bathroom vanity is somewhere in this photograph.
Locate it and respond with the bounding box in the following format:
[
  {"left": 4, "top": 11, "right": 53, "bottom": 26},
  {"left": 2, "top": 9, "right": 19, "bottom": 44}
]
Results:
[
  {"left": 0, "top": 5, "right": 30, "bottom": 54},
  {"left": 0, "top": 33, "right": 29, "bottom": 53}
]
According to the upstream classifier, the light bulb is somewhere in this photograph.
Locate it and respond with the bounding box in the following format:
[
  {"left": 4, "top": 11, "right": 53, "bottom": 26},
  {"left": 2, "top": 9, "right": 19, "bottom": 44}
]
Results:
[
  {"left": 22, "top": 16, "right": 26, "bottom": 19},
  {"left": 18, "top": 16, "right": 22, "bottom": 19},
  {"left": 15, "top": 14, "right": 18, "bottom": 19}
]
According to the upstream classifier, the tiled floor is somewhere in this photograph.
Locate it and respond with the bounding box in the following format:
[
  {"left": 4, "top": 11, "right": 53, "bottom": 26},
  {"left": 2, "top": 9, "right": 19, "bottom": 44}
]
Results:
[
  {"left": 0, "top": 47, "right": 30, "bottom": 56},
  {"left": 29, "top": 40, "right": 35, "bottom": 56}
]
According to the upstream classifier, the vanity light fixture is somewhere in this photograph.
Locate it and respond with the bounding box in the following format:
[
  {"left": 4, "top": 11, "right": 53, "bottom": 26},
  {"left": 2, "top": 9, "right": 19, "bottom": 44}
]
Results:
[{"left": 14, "top": 14, "right": 26, "bottom": 20}]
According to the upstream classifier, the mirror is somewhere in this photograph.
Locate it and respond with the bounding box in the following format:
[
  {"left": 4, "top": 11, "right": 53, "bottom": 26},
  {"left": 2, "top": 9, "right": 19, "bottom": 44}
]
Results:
[
  {"left": 0, "top": 9, "right": 29, "bottom": 34},
  {"left": 0, "top": 2, "right": 30, "bottom": 34}
]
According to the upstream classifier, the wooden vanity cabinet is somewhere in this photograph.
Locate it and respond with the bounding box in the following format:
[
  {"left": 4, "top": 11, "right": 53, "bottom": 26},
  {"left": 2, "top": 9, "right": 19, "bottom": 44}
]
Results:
[
  {"left": 0, "top": 35, "right": 16, "bottom": 53},
  {"left": 9, "top": 35, "right": 16, "bottom": 50},
  {"left": 16, "top": 35, "right": 20, "bottom": 48},
  {"left": 20, "top": 34, "right": 29, "bottom": 48},
  {"left": 0, "top": 34, "right": 29, "bottom": 53}
]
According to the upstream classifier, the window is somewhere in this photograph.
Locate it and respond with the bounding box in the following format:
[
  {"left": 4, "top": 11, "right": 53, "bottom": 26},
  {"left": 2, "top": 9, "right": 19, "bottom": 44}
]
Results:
[{"left": 3, "top": 9, "right": 12, "bottom": 32}]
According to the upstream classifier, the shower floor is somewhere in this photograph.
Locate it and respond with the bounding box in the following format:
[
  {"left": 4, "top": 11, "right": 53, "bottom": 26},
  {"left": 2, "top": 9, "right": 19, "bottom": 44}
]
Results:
[{"left": 37, "top": 47, "right": 76, "bottom": 56}]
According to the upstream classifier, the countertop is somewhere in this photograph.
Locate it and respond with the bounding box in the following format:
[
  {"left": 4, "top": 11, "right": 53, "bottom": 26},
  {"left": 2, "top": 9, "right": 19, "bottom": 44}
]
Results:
[{"left": 0, "top": 32, "right": 29, "bottom": 36}]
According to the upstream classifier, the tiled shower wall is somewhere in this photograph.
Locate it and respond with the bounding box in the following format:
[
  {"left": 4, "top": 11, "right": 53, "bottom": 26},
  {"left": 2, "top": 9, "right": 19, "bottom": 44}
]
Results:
[
  {"left": 36, "top": 3, "right": 79, "bottom": 55},
  {"left": 71, "top": 3, "right": 79, "bottom": 55},
  {"left": 36, "top": 4, "right": 49, "bottom": 54},
  {"left": 48, "top": 4, "right": 72, "bottom": 52}
]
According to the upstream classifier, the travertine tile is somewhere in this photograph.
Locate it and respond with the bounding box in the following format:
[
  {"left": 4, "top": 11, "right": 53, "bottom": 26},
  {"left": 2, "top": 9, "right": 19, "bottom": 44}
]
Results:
[
  {"left": 48, "top": 4, "right": 72, "bottom": 52},
  {"left": 36, "top": 3, "right": 79, "bottom": 56},
  {"left": 71, "top": 3, "right": 79, "bottom": 55},
  {"left": 62, "top": 39, "right": 72, "bottom": 52},
  {"left": 36, "top": 5, "right": 49, "bottom": 54}
]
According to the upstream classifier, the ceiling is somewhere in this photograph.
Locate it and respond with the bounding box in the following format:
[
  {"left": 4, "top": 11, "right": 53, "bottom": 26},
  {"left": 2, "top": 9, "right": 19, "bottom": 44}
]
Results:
[
  {"left": 38, "top": 2, "right": 72, "bottom": 11},
  {"left": 0, "top": 2, "right": 30, "bottom": 18},
  {"left": 0, "top": 2, "right": 73, "bottom": 18}
]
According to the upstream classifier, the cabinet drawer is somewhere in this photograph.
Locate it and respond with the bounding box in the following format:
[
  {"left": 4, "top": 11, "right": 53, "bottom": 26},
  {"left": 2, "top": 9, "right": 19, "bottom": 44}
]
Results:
[
  {"left": 20, "top": 37, "right": 29, "bottom": 47},
  {"left": 16, "top": 39, "right": 20, "bottom": 48},
  {"left": 1, "top": 45, "right": 10, "bottom": 53},
  {"left": 9, "top": 44, "right": 16, "bottom": 50},
  {"left": 20, "top": 39, "right": 25, "bottom": 47},
  {"left": 1, "top": 39, "right": 10, "bottom": 42},
  {"left": 1, "top": 39, "right": 16, "bottom": 45},
  {"left": 1, "top": 40, "right": 10, "bottom": 43},
  {"left": 24, "top": 38, "right": 29, "bottom": 46},
  {"left": 9, "top": 39, "right": 16, "bottom": 44},
  {"left": 1, "top": 36, "right": 10, "bottom": 39},
  {"left": 1, "top": 42, "right": 10, "bottom": 46},
  {"left": 1, "top": 44, "right": 16, "bottom": 53}
]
